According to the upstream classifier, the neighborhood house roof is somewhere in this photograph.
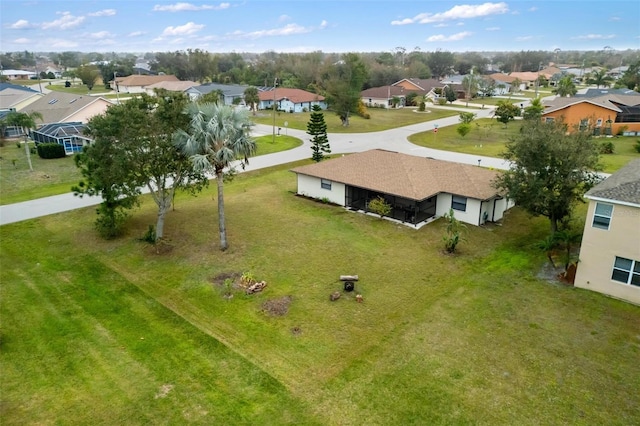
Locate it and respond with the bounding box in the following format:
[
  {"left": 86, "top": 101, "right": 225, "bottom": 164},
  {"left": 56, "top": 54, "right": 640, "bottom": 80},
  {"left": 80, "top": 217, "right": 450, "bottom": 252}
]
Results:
[
  {"left": 145, "top": 80, "right": 198, "bottom": 91},
  {"left": 361, "top": 86, "right": 411, "bottom": 98},
  {"left": 0, "top": 83, "right": 43, "bottom": 109},
  {"left": 585, "top": 159, "right": 640, "bottom": 206},
  {"left": 291, "top": 149, "right": 502, "bottom": 201},
  {"left": 542, "top": 94, "right": 640, "bottom": 115},
  {"left": 115, "top": 74, "right": 179, "bottom": 87},
  {"left": 393, "top": 78, "right": 444, "bottom": 92},
  {"left": 189, "top": 83, "right": 251, "bottom": 96},
  {"left": 21, "top": 91, "right": 113, "bottom": 124},
  {"left": 258, "top": 88, "right": 325, "bottom": 103}
]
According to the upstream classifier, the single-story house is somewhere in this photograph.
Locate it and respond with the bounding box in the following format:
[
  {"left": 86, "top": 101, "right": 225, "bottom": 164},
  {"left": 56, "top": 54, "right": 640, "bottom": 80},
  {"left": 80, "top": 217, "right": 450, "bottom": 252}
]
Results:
[
  {"left": 21, "top": 91, "right": 114, "bottom": 125},
  {"left": 574, "top": 159, "right": 640, "bottom": 305},
  {"left": 258, "top": 88, "right": 326, "bottom": 113},
  {"left": 360, "top": 85, "right": 409, "bottom": 108},
  {"left": 30, "top": 122, "right": 92, "bottom": 155},
  {"left": 542, "top": 93, "right": 640, "bottom": 135},
  {"left": 112, "top": 74, "right": 180, "bottom": 94},
  {"left": 290, "top": 149, "right": 513, "bottom": 227},
  {"left": 0, "top": 69, "right": 36, "bottom": 80},
  {"left": 392, "top": 78, "right": 465, "bottom": 100},
  {"left": 185, "top": 83, "right": 252, "bottom": 106},
  {"left": 0, "top": 82, "right": 43, "bottom": 110}
]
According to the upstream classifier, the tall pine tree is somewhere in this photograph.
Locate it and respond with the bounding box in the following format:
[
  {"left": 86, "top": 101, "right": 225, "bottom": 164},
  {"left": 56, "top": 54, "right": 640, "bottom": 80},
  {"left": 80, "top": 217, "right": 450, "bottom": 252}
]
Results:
[{"left": 307, "top": 105, "right": 331, "bottom": 162}]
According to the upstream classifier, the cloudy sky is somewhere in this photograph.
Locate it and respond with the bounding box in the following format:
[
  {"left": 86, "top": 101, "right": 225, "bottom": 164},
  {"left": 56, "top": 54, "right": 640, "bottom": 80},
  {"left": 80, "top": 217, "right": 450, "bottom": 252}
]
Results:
[{"left": 1, "top": 1, "right": 638, "bottom": 53}]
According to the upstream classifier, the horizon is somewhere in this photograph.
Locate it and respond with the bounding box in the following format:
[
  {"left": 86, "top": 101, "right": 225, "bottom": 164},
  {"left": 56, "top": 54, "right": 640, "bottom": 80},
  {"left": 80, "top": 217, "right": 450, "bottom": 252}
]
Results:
[{"left": 1, "top": 1, "right": 639, "bottom": 54}]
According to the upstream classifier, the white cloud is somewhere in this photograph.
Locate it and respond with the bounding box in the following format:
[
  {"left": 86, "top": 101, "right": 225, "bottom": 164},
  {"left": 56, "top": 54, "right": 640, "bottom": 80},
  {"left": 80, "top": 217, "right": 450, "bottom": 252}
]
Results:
[
  {"left": 128, "top": 31, "right": 146, "bottom": 37},
  {"left": 48, "top": 38, "right": 79, "bottom": 48},
  {"left": 13, "top": 37, "right": 31, "bottom": 44},
  {"left": 87, "top": 31, "right": 114, "bottom": 39},
  {"left": 572, "top": 34, "right": 616, "bottom": 40},
  {"left": 88, "top": 9, "right": 116, "bottom": 17},
  {"left": 434, "top": 23, "right": 449, "bottom": 28},
  {"left": 609, "top": 16, "right": 621, "bottom": 21},
  {"left": 8, "top": 19, "right": 31, "bottom": 29},
  {"left": 392, "top": 2, "right": 508, "bottom": 25},
  {"left": 486, "top": 26, "right": 500, "bottom": 31},
  {"left": 162, "top": 22, "right": 205, "bottom": 36},
  {"left": 528, "top": 7, "right": 538, "bottom": 12},
  {"left": 228, "top": 21, "right": 325, "bottom": 40},
  {"left": 278, "top": 14, "right": 292, "bottom": 23},
  {"left": 319, "top": 20, "right": 328, "bottom": 29},
  {"left": 41, "top": 12, "right": 85, "bottom": 30},
  {"left": 153, "top": 2, "right": 229, "bottom": 12},
  {"left": 516, "top": 36, "right": 534, "bottom": 41},
  {"left": 426, "top": 31, "right": 473, "bottom": 42}
]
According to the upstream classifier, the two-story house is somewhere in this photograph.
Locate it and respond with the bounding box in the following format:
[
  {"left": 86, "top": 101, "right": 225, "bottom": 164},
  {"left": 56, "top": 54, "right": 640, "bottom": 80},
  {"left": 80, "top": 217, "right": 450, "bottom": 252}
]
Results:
[{"left": 574, "top": 159, "right": 640, "bottom": 305}]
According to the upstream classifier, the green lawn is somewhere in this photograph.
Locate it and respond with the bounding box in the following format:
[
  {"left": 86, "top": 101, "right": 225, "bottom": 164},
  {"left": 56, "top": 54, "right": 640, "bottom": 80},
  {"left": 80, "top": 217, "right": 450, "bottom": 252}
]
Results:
[
  {"left": 409, "top": 118, "right": 640, "bottom": 173},
  {"left": 1, "top": 163, "right": 639, "bottom": 424},
  {"left": 254, "top": 134, "right": 302, "bottom": 156},
  {"left": 252, "top": 107, "right": 458, "bottom": 133}
]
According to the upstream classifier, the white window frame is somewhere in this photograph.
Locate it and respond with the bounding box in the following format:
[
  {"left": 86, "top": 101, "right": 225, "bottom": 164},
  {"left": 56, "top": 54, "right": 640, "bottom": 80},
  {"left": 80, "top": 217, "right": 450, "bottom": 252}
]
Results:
[
  {"left": 579, "top": 118, "right": 589, "bottom": 131},
  {"left": 545, "top": 117, "right": 555, "bottom": 123},
  {"left": 451, "top": 195, "right": 467, "bottom": 212},
  {"left": 320, "top": 178, "right": 332, "bottom": 190},
  {"left": 611, "top": 257, "right": 640, "bottom": 287},
  {"left": 595, "top": 118, "right": 603, "bottom": 127},
  {"left": 592, "top": 202, "right": 613, "bottom": 230}
]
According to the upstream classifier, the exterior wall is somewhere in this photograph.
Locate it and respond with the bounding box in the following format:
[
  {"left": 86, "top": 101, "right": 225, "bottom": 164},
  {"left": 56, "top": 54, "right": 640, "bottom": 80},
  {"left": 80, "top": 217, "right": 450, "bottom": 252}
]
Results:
[
  {"left": 435, "top": 193, "right": 481, "bottom": 226},
  {"left": 65, "top": 99, "right": 112, "bottom": 123},
  {"left": 259, "top": 99, "right": 327, "bottom": 112},
  {"left": 296, "top": 174, "right": 346, "bottom": 205},
  {"left": 574, "top": 201, "right": 640, "bottom": 305},
  {"left": 362, "top": 96, "right": 392, "bottom": 108},
  {"left": 543, "top": 104, "right": 640, "bottom": 134},
  {"left": 118, "top": 85, "right": 146, "bottom": 94}
]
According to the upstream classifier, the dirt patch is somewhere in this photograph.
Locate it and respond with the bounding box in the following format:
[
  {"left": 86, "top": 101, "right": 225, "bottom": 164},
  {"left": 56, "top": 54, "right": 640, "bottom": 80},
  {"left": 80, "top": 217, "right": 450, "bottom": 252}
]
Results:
[
  {"left": 154, "top": 384, "right": 174, "bottom": 399},
  {"left": 261, "top": 296, "right": 293, "bottom": 316},
  {"left": 291, "top": 326, "right": 302, "bottom": 336},
  {"left": 210, "top": 271, "right": 242, "bottom": 287},
  {"left": 537, "top": 261, "right": 575, "bottom": 286},
  {"left": 144, "top": 239, "right": 174, "bottom": 256}
]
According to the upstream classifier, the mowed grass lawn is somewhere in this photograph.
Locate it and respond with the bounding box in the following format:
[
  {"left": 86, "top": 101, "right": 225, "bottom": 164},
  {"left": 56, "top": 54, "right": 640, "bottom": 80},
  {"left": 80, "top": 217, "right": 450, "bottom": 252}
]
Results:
[
  {"left": 2, "top": 162, "right": 639, "bottom": 424},
  {"left": 409, "top": 118, "right": 640, "bottom": 173},
  {"left": 252, "top": 107, "right": 458, "bottom": 133}
]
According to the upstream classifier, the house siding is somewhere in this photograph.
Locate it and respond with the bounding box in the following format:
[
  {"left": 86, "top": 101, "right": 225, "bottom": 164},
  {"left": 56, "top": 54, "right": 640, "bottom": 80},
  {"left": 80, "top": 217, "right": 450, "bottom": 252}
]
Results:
[
  {"left": 64, "top": 99, "right": 112, "bottom": 123},
  {"left": 574, "top": 201, "right": 640, "bottom": 305},
  {"left": 296, "top": 174, "right": 346, "bottom": 205},
  {"left": 435, "top": 193, "right": 482, "bottom": 226}
]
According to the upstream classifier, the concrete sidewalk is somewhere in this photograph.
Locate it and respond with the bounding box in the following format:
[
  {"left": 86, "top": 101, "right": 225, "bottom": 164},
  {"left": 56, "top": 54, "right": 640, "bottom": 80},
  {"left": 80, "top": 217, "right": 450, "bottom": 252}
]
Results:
[{"left": 0, "top": 113, "right": 511, "bottom": 226}]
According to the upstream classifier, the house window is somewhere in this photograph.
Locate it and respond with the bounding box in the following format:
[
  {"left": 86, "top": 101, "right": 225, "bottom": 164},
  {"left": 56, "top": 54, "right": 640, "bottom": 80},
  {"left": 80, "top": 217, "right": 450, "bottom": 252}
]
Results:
[
  {"left": 611, "top": 257, "right": 640, "bottom": 287},
  {"left": 579, "top": 119, "right": 589, "bottom": 131},
  {"left": 595, "top": 118, "right": 603, "bottom": 127},
  {"left": 321, "top": 179, "right": 332, "bottom": 190},
  {"left": 545, "top": 117, "right": 555, "bottom": 123},
  {"left": 451, "top": 195, "right": 467, "bottom": 212},
  {"left": 592, "top": 202, "right": 613, "bottom": 230}
]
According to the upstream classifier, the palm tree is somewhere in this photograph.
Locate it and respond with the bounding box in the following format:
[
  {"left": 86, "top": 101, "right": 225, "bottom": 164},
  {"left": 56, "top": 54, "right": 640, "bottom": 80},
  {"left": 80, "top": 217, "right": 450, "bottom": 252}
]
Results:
[
  {"left": 587, "top": 69, "right": 613, "bottom": 88},
  {"left": 243, "top": 86, "right": 260, "bottom": 115},
  {"left": 6, "top": 111, "right": 43, "bottom": 172},
  {"left": 174, "top": 102, "right": 256, "bottom": 251},
  {"left": 553, "top": 76, "right": 577, "bottom": 97}
]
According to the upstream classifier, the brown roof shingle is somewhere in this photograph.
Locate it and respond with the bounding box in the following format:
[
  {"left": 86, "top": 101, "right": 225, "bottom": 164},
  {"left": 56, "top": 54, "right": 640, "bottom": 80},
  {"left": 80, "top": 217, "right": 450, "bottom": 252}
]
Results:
[
  {"left": 258, "top": 88, "right": 324, "bottom": 103},
  {"left": 291, "top": 149, "right": 502, "bottom": 201}
]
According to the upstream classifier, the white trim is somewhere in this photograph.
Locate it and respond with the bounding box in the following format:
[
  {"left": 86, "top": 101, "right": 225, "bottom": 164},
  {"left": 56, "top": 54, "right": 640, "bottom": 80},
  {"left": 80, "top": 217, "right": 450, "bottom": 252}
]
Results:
[{"left": 585, "top": 195, "right": 640, "bottom": 209}]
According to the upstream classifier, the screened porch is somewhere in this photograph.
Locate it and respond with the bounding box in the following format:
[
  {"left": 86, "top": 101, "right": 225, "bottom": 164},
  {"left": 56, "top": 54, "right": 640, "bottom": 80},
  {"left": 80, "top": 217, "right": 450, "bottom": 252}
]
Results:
[{"left": 345, "top": 185, "right": 437, "bottom": 226}]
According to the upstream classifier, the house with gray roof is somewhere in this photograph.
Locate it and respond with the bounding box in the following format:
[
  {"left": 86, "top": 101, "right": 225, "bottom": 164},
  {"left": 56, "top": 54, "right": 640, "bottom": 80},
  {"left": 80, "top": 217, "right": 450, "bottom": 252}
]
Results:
[
  {"left": 291, "top": 149, "right": 513, "bottom": 227},
  {"left": 0, "top": 82, "right": 43, "bottom": 110},
  {"left": 186, "top": 83, "right": 252, "bottom": 106},
  {"left": 21, "top": 91, "right": 114, "bottom": 125},
  {"left": 574, "top": 159, "right": 640, "bottom": 305}
]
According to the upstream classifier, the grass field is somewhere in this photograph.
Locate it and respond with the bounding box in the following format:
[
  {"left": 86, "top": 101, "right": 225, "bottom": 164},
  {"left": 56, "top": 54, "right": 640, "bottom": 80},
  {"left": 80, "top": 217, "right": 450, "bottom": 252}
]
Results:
[
  {"left": 409, "top": 118, "right": 640, "bottom": 173},
  {"left": 252, "top": 107, "right": 459, "bottom": 133},
  {"left": 1, "top": 162, "right": 639, "bottom": 425}
]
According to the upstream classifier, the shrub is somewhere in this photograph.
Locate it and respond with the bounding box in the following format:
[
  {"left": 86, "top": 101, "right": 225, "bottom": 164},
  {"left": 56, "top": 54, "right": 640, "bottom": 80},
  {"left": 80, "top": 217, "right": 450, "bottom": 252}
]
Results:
[
  {"left": 456, "top": 123, "right": 471, "bottom": 138},
  {"left": 418, "top": 101, "right": 426, "bottom": 112},
  {"left": 140, "top": 225, "right": 156, "bottom": 244},
  {"left": 599, "top": 141, "right": 615, "bottom": 154},
  {"left": 36, "top": 143, "right": 65, "bottom": 159},
  {"left": 437, "top": 98, "right": 447, "bottom": 106},
  {"left": 368, "top": 196, "right": 392, "bottom": 218},
  {"left": 635, "top": 139, "right": 640, "bottom": 153}
]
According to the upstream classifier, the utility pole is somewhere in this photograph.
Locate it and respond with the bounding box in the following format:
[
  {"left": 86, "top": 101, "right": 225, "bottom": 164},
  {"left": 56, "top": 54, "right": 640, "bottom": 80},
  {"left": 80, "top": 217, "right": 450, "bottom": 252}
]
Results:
[
  {"left": 114, "top": 71, "right": 120, "bottom": 104},
  {"left": 272, "top": 77, "right": 277, "bottom": 144}
]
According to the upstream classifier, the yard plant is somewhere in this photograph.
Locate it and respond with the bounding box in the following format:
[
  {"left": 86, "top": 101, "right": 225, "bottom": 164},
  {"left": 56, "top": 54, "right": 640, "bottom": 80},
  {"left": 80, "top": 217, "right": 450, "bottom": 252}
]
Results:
[{"left": 1, "top": 162, "right": 639, "bottom": 424}]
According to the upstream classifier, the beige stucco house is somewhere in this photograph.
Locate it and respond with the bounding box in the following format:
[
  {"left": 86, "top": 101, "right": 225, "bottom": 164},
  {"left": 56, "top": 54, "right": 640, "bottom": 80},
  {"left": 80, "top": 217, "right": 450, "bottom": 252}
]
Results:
[
  {"left": 113, "top": 74, "right": 180, "bottom": 94},
  {"left": 291, "top": 149, "right": 513, "bottom": 227},
  {"left": 574, "top": 159, "right": 640, "bottom": 305},
  {"left": 22, "top": 91, "right": 114, "bottom": 125}
]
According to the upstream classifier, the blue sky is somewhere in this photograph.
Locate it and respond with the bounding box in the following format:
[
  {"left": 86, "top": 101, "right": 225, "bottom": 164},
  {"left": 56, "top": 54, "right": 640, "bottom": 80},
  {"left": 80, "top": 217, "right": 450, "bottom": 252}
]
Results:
[{"left": 1, "top": 1, "right": 639, "bottom": 53}]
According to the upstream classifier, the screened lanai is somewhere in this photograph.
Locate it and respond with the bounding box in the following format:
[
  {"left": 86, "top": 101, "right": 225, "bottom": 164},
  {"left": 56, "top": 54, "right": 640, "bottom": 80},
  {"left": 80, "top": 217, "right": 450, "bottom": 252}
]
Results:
[
  {"left": 30, "top": 122, "right": 91, "bottom": 154},
  {"left": 346, "top": 186, "right": 437, "bottom": 225}
]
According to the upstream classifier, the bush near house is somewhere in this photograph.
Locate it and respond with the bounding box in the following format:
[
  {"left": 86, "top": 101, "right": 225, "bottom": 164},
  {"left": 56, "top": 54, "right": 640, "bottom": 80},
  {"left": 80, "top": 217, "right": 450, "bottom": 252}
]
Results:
[{"left": 36, "top": 143, "right": 66, "bottom": 159}]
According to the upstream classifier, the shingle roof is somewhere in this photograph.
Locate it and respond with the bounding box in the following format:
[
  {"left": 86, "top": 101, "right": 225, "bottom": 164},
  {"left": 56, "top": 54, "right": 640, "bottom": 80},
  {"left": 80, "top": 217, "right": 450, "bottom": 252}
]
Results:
[
  {"left": 360, "top": 85, "right": 418, "bottom": 98},
  {"left": 258, "top": 88, "right": 324, "bottom": 103},
  {"left": 145, "top": 80, "right": 198, "bottom": 91},
  {"left": 21, "top": 91, "right": 113, "bottom": 124},
  {"left": 393, "top": 78, "right": 443, "bottom": 91},
  {"left": 291, "top": 149, "right": 502, "bottom": 201},
  {"left": 0, "top": 82, "right": 40, "bottom": 93},
  {"left": 585, "top": 159, "right": 640, "bottom": 205},
  {"left": 115, "top": 74, "right": 179, "bottom": 87},
  {"left": 189, "top": 83, "right": 251, "bottom": 96}
]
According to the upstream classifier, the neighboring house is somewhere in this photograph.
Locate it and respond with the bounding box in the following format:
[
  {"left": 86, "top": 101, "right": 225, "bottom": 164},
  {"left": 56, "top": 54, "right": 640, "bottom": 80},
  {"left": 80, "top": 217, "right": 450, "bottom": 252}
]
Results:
[
  {"left": 0, "top": 69, "right": 36, "bottom": 80},
  {"left": 392, "top": 78, "right": 464, "bottom": 100},
  {"left": 185, "top": 83, "right": 252, "bottom": 106},
  {"left": 30, "top": 122, "right": 92, "bottom": 155},
  {"left": 542, "top": 93, "right": 640, "bottom": 135},
  {"left": 44, "top": 66, "right": 62, "bottom": 78},
  {"left": 258, "top": 88, "right": 326, "bottom": 113},
  {"left": 145, "top": 80, "right": 198, "bottom": 96},
  {"left": 574, "top": 159, "right": 640, "bottom": 305},
  {"left": 0, "top": 82, "right": 43, "bottom": 110},
  {"left": 290, "top": 149, "right": 513, "bottom": 227},
  {"left": 21, "top": 91, "right": 114, "bottom": 125},
  {"left": 360, "top": 85, "right": 408, "bottom": 108},
  {"left": 490, "top": 73, "right": 522, "bottom": 91},
  {"left": 0, "top": 109, "right": 23, "bottom": 138},
  {"left": 112, "top": 74, "right": 179, "bottom": 94}
]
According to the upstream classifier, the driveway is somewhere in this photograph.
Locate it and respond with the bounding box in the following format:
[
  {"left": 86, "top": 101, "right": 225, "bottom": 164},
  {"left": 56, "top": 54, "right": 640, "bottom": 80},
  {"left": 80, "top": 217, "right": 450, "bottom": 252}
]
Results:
[{"left": 0, "top": 106, "right": 510, "bottom": 226}]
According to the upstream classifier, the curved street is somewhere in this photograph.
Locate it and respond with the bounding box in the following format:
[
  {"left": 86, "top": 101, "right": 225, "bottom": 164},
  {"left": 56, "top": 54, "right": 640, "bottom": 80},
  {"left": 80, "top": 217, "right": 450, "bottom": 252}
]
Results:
[{"left": 0, "top": 104, "right": 512, "bottom": 225}]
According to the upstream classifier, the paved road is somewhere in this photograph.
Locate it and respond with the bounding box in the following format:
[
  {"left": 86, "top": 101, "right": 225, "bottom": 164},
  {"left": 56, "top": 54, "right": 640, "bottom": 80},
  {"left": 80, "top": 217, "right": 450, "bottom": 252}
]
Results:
[{"left": 0, "top": 105, "right": 511, "bottom": 226}]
